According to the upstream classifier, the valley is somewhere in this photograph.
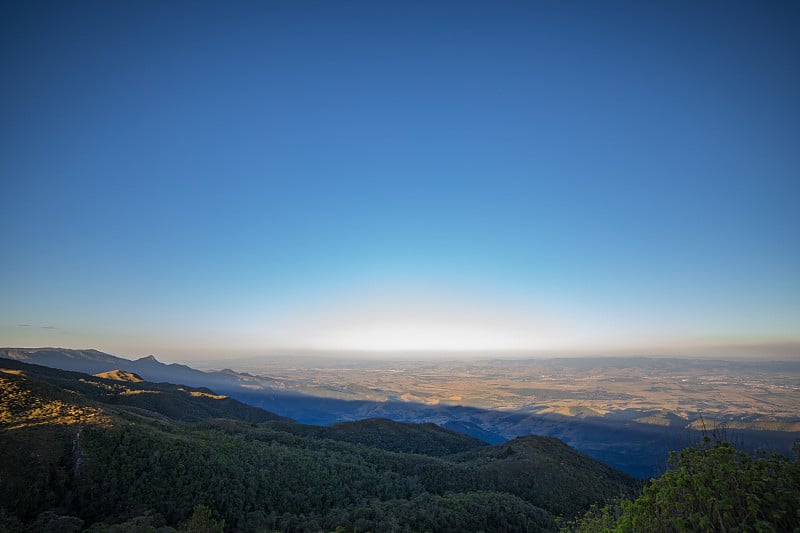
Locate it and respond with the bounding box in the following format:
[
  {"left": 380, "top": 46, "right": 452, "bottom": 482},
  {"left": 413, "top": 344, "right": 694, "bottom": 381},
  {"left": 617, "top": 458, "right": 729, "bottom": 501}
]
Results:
[
  {"left": 226, "top": 356, "right": 800, "bottom": 431},
  {"left": 3, "top": 348, "right": 798, "bottom": 479}
]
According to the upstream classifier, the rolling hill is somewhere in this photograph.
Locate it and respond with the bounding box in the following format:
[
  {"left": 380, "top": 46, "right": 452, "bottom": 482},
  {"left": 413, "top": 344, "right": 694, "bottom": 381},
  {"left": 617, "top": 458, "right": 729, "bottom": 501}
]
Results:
[{"left": 0, "top": 359, "right": 640, "bottom": 532}]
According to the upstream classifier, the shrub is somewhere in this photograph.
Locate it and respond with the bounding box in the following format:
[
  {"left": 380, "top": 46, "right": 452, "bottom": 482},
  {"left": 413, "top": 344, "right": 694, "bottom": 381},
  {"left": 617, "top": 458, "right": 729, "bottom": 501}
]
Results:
[{"left": 565, "top": 438, "right": 800, "bottom": 532}]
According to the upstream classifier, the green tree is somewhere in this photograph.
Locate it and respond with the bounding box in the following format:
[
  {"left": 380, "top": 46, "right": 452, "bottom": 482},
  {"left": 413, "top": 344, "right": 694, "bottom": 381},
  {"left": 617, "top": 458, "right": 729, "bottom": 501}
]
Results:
[
  {"left": 178, "top": 506, "right": 223, "bottom": 533},
  {"left": 565, "top": 438, "right": 800, "bottom": 532}
]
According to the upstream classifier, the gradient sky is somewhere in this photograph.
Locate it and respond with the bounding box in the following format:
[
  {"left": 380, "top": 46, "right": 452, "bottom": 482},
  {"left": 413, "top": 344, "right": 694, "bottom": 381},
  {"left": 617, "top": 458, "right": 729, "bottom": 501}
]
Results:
[{"left": 2, "top": 1, "right": 799, "bottom": 360}]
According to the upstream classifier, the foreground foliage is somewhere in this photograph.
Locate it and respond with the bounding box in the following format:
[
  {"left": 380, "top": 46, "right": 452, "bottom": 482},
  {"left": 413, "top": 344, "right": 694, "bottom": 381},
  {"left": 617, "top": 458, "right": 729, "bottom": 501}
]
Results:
[{"left": 564, "top": 438, "right": 800, "bottom": 532}]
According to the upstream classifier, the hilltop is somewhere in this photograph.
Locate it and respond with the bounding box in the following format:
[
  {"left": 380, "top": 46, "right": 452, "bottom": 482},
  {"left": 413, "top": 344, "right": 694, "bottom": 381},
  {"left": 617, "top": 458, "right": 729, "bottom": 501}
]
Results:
[
  {"left": 93, "top": 369, "right": 144, "bottom": 382},
  {"left": 0, "top": 359, "right": 639, "bottom": 531}
]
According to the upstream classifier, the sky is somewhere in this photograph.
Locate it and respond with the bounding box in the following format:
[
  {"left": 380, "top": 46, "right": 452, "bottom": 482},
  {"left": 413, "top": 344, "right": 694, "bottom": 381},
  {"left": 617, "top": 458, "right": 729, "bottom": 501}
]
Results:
[{"left": 1, "top": 1, "right": 799, "bottom": 361}]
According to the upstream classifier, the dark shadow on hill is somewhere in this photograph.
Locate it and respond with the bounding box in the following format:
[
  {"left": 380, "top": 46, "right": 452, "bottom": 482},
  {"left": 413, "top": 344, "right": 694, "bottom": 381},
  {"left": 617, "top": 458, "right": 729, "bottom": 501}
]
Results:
[{"left": 221, "top": 388, "right": 799, "bottom": 479}]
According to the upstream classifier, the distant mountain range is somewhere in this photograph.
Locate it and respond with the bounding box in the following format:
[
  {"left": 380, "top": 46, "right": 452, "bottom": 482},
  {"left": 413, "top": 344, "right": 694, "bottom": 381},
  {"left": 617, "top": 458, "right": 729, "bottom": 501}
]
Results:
[
  {"left": 3, "top": 347, "right": 798, "bottom": 479},
  {"left": 0, "top": 347, "right": 285, "bottom": 392}
]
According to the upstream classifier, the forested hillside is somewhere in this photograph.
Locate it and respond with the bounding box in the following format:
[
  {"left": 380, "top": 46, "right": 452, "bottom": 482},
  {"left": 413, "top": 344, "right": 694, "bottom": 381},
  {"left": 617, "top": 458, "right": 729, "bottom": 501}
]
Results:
[
  {"left": 0, "top": 359, "right": 638, "bottom": 532},
  {"left": 265, "top": 417, "right": 489, "bottom": 456}
]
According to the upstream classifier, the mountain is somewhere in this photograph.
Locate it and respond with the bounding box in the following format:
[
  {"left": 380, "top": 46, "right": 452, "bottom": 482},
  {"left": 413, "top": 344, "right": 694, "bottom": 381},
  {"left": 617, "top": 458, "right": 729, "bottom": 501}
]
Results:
[
  {"left": 0, "top": 359, "right": 640, "bottom": 532},
  {"left": 5, "top": 347, "right": 797, "bottom": 479},
  {"left": 0, "top": 358, "right": 287, "bottom": 424},
  {"left": 0, "top": 347, "right": 283, "bottom": 392},
  {"left": 0, "top": 347, "right": 131, "bottom": 374}
]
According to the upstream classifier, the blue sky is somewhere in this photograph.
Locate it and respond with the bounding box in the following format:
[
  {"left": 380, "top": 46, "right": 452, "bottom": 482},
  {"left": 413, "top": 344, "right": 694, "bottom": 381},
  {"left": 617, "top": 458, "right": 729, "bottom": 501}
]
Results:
[{"left": 2, "top": 1, "right": 798, "bottom": 360}]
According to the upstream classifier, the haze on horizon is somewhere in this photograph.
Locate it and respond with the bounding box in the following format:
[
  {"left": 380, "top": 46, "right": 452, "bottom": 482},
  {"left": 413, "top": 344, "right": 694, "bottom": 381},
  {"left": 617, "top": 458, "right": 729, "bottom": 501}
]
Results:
[{"left": 2, "top": 1, "right": 798, "bottom": 362}]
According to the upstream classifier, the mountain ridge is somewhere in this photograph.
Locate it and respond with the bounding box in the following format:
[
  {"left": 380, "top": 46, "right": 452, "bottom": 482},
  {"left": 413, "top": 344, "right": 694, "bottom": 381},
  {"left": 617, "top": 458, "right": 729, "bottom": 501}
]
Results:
[
  {"left": 4, "top": 347, "right": 798, "bottom": 479},
  {"left": 0, "top": 358, "right": 640, "bottom": 531},
  {"left": 0, "top": 347, "right": 283, "bottom": 393}
]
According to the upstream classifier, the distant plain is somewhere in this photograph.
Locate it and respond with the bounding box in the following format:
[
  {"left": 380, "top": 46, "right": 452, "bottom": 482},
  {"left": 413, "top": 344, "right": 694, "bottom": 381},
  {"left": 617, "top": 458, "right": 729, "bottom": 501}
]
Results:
[{"left": 207, "top": 356, "right": 800, "bottom": 433}]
